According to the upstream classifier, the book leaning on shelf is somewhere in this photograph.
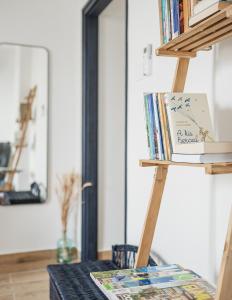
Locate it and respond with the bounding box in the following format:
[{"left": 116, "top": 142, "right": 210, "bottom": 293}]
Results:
[
  {"left": 189, "top": 0, "right": 232, "bottom": 26},
  {"left": 143, "top": 92, "right": 232, "bottom": 163},
  {"left": 90, "top": 264, "right": 216, "bottom": 299}
]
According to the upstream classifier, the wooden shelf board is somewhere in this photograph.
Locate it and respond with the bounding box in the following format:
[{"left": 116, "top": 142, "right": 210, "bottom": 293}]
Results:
[
  {"left": 156, "top": 6, "right": 232, "bottom": 58},
  {"left": 140, "top": 160, "right": 232, "bottom": 175}
]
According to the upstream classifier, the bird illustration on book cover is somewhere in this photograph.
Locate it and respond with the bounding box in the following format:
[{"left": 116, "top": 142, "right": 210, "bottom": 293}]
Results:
[{"left": 164, "top": 93, "right": 214, "bottom": 148}]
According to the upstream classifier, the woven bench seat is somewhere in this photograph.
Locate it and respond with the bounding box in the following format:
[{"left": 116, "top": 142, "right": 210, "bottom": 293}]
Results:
[{"left": 48, "top": 260, "right": 118, "bottom": 300}]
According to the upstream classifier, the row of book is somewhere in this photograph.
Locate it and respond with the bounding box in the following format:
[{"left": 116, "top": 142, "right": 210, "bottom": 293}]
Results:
[
  {"left": 144, "top": 92, "right": 232, "bottom": 163},
  {"left": 159, "top": 1, "right": 232, "bottom": 44},
  {"left": 159, "top": 0, "right": 189, "bottom": 44},
  {"left": 91, "top": 264, "right": 215, "bottom": 299}
]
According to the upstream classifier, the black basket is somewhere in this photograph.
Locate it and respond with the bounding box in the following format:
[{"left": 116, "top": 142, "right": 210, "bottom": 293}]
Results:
[{"left": 112, "top": 244, "right": 157, "bottom": 269}]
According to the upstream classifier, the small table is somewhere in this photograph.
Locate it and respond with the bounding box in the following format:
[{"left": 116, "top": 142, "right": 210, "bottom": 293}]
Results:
[{"left": 48, "top": 260, "right": 118, "bottom": 300}]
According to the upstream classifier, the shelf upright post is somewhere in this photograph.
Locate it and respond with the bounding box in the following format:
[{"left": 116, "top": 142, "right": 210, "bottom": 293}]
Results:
[
  {"left": 216, "top": 210, "right": 232, "bottom": 300},
  {"left": 135, "top": 57, "right": 190, "bottom": 268}
]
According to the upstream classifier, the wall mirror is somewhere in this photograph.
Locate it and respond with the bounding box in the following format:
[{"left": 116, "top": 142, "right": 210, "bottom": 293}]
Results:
[{"left": 0, "top": 44, "right": 48, "bottom": 205}]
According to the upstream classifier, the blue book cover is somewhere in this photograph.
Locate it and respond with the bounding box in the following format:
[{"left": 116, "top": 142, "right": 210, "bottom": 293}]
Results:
[
  {"left": 148, "top": 94, "right": 158, "bottom": 159},
  {"left": 172, "top": 0, "right": 180, "bottom": 38},
  {"left": 144, "top": 94, "right": 152, "bottom": 159},
  {"left": 153, "top": 94, "right": 164, "bottom": 160},
  {"left": 145, "top": 95, "right": 155, "bottom": 159},
  {"left": 161, "top": 0, "right": 168, "bottom": 43}
]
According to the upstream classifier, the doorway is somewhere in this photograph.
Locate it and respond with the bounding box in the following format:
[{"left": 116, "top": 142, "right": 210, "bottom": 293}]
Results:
[{"left": 82, "top": 0, "right": 128, "bottom": 261}]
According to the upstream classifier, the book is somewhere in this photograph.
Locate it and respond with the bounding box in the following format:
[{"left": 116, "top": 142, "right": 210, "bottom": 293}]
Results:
[
  {"left": 172, "top": 153, "right": 232, "bottom": 163},
  {"left": 183, "top": 0, "right": 190, "bottom": 31},
  {"left": 189, "top": 1, "right": 232, "bottom": 26},
  {"left": 90, "top": 264, "right": 216, "bottom": 300},
  {"left": 159, "top": 0, "right": 190, "bottom": 43},
  {"left": 158, "top": 93, "right": 172, "bottom": 160},
  {"left": 114, "top": 280, "right": 215, "bottom": 299},
  {"left": 144, "top": 94, "right": 152, "bottom": 159},
  {"left": 164, "top": 93, "right": 214, "bottom": 154},
  {"left": 170, "top": 0, "right": 180, "bottom": 39},
  {"left": 153, "top": 94, "right": 165, "bottom": 160},
  {"left": 179, "top": 0, "right": 185, "bottom": 33},
  {"left": 193, "top": 0, "right": 232, "bottom": 15},
  {"left": 173, "top": 141, "right": 232, "bottom": 154}
]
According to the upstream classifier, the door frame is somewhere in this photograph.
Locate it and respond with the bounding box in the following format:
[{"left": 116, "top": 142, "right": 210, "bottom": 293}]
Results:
[{"left": 82, "top": 0, "right": 128, "bottom": 261}]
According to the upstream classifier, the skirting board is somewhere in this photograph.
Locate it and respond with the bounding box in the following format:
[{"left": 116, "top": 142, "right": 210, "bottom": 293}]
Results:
[{"left": 0, "top": 249, "right": 112, "bottom": 274}]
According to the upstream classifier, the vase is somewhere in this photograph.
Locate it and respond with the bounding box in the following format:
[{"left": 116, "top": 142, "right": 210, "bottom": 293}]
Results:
[{"left": 56, "top": 232, "right": 75, "bottom": 263}]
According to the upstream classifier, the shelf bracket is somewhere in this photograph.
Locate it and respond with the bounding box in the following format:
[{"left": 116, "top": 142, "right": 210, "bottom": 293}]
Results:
[{"left": 135, "top": 166, "right": 168, "bottom": 268}]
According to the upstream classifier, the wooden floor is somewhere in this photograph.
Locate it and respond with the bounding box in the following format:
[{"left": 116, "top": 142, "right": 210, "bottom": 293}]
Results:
[
  {"left": 0, "top": 251, "right": 57, "bottom": 300},
  {"left": 0, "top": 268, "right": 50, "bottom": 300}
]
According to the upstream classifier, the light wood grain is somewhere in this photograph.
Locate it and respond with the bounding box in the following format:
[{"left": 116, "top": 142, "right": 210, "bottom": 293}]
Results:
[
  {"left": 0, "top": 250, "right": 56, "bottom": 274},
  {"left": 156, "top": 6, "right": 232, "bottom": 56},
  {"left": 216, "top": 210, "right": 232, "bottom": 300},
  {"left": 156, "top": 49, "right": 196, "bottom": 58},
  {"left": 159, "top": 10, "right": 226, "bottom": 50},
  {"left": 177, "top": 18, "right": 232, "bottom": 50},
  {"left": 0, "top": 276, "right": 10, "bottom": 287},
  {"left": 172, "top": 58, "right": 190, "bottom": 92},
  {"left": 11, "top": 269, "right": 49, "bottom": 284},
  {"left": 0, "top": 295, "right": 14, "bottom": 300},
  {"left": 135, "top": 166, "right": 168, "bottom": 268},
  {"left": 140, "top": 159, "right": 232, "bottom": 175}
]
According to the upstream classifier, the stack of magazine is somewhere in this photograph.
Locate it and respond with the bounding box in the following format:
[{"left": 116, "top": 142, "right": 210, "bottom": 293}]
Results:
[
  {"left": 144, "top": 92, "right": 232, "bottom": 163},
  {"left": 90, "top": 264, "right": 216, "bottom": 299}
]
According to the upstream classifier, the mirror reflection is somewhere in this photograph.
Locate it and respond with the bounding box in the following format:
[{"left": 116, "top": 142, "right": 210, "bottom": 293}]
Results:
[{"left": 0, "top": 44, "right": 48, "bottom": 204}]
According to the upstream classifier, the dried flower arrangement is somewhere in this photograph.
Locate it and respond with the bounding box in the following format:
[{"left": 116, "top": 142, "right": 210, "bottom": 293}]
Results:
[
  {"left": 56, "top": 171, "right": 92, "bottom": 263},
  {"left": 56, "top": 171, "right": 92, "bottom": 235}
]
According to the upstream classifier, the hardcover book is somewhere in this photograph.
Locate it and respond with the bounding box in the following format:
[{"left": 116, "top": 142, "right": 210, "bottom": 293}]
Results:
[
  {"left": 173, "top": 141, "right": 232, "bottom": 154},
  {"left": 164, "top": 93, "right": 214, "bottom": 153}
]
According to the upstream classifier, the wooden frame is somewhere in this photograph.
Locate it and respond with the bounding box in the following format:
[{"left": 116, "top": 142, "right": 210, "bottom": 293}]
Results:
[
  {"left": 82, "top": 0, "right": 128, "bottom": 261},
  {"left": 135, "top": 54, "right": 232, "bottom": 298}
]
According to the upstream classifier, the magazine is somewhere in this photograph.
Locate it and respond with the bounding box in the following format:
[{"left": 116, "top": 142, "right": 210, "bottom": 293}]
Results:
[{"left": 90, "top": 264, "right": 215, "bottom": 300}]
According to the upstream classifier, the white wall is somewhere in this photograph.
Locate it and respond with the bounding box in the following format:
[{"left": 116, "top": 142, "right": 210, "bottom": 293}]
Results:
[
  {"left": 98, "top": 0, "right": 125, "bottom": 251},
  {"left": 0, "top": 0, "right": 87, "bottom": 254},
  {"left": 127, "top": 0, "right": 232, "bottom": 285}
]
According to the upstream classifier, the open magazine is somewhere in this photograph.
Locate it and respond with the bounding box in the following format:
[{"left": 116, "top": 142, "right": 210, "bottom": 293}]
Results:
[{"left": 90, "top": 264, "right": 216, "bottom": 300}]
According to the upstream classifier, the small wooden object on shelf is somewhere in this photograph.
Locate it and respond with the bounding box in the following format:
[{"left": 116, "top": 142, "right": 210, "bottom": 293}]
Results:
[{"left": 135, "top": 15, "right": 232, "bottom": 298}]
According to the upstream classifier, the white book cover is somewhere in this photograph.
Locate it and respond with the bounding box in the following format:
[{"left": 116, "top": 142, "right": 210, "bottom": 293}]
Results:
[
  {"left": 174, "top": 141, "right": 232, "bottom": 154},
  {"left": 164, "top": 93, "right": 215, "bottom": 153},
  {"left": 193, "top": 0, "right": 232, "bottom": 15},
  {"left": 172, "top": 153, "right": 232, "bottom": 163}
]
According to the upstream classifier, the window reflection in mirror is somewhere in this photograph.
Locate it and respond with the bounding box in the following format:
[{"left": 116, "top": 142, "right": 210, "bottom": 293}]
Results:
[{"left": 0, "top": 44, "right": 48, "bottom": 205}]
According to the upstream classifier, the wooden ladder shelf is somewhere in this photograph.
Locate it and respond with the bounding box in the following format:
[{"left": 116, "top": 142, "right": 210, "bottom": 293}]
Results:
[{"left": 135, "top": 11, "right": 232, "bottom": 297}]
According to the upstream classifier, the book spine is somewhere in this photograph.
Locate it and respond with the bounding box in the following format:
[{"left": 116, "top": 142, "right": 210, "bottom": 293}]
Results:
[
  {"left": 160, "top": 94, "right": 171, "bottom": 160},
  {"left": 179, "top": 0, "right": 184, "bottom": 34},
  {"left": 157, "top": 94, "right": 168, "bottom": 160},
  {"left": 183, "top": 0, "right": 190, "bottom": 32},
  {"left": 166, "top": 0, "right": 172, "bottom": 41},
  {"left": 144, "top": 94, "right": 151, "bottom": 159},
  {"left": 171, "top": 0, "right": 180, "bottom": 39},
  {"left": 161, "top": 0, "right": 167, "bottom": 44},
  {"left": 153, "top": 94, "right": 165, "bottom": 160},
  {"left": 163, "top": 99, "right": 173, "bottom": 155},
  {"left": 158, "top": 0, "right": 165, "bottom": 44},
  {"left": 163, "top": 94, "right": 177, "bottom": 155},
  {"left": 148, "top": 94, "right": 158, "bottom": 159},
  {"left": 146, "top": 95, "right": 155, "bottom": 159}
]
